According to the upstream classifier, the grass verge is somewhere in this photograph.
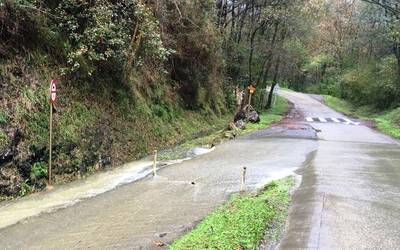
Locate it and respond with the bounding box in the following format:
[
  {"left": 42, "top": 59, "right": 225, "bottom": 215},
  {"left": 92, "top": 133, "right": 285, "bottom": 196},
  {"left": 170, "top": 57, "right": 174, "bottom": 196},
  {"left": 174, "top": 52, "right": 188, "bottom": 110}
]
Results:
[
  {"left": 170, "top": 177, "right": 294, "bottom": 250},
  {"left": 159, "top": 96, "right": 290, "bottom": 160},
  {"left": 242, "top": 96, "right": 289, "bottom": 134},
  {"left": 323, "top": 95, "right": 400, "bottom": 139}
]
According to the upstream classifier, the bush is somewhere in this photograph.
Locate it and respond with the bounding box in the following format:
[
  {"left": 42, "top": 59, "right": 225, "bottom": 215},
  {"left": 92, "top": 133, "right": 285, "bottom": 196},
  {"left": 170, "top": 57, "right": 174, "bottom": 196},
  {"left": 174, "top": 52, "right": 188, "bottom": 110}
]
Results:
[
  {"left": 341, "top": 56, "right": 398, "bottom": 109},
  {"left": 56, "top": 0, "right": 170, "bottom": 77},
  {"left": 0, "top": 112, "right": 8, "bottom": 125},
  {"left": 0, "top": 129, "right": 9, "bottom": 148},
  {"left": 31, "top": 162, "right": 48, "bottom": 180}
]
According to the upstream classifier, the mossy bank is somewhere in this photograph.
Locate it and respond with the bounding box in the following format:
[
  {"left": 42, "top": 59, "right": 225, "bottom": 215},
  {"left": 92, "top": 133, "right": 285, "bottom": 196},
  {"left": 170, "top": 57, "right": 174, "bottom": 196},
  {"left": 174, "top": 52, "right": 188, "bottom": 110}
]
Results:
[{"left": 0, "top": 1, "right": 231, "bottom": 199}]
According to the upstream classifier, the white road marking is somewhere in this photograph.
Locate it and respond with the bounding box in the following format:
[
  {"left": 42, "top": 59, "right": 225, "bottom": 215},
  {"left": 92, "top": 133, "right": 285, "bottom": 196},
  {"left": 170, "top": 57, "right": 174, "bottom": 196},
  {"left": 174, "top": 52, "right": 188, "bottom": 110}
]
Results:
[
  {"left": 305, "top": 117, "right": 360, "bottom": 125},
  {"left": 319, "top": 117, "right": 327, "bottom": 122},
  {"left": 331, "top": 118, "right": 341, "bottom": 123},
  {"left": 342, "top": 118, "right": 352, "bottom": 123},
  {"left": 342, "top": 117, "right": 360, "bottom": 126}
]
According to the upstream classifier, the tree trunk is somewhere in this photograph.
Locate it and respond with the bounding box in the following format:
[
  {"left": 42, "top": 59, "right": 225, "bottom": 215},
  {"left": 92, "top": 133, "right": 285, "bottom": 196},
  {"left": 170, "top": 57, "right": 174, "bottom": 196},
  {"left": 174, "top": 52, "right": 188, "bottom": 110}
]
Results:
[
  {"left": 266, "top": 56, "right": 281, "bottom": 109},
  {"left": 229, "top": 0, "right": 236, "bottom": 41},
  {"left": 248, "top": 28, "right": 258, "bottom": 85}
]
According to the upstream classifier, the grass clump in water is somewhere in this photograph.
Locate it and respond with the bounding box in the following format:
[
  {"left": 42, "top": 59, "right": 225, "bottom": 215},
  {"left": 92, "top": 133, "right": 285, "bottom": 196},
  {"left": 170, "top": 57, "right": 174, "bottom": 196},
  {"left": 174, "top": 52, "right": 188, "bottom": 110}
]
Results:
[{"left": 170, "top": 177, "right": 294, "bottom": 250}]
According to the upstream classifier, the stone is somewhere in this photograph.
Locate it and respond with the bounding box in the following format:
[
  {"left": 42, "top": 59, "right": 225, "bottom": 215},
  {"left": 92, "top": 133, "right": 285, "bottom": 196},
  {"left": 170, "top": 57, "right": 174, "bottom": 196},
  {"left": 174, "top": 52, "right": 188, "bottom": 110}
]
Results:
[
  {"left": 0, "top": 148, "right": 13, "bottom": 166},
  {"left": 248, "top": 111, "right": 260, "bottom": 123},
  {"left": 227, "top": 122, "right": 238, "bottom": 131},
  {"left": 235, "top": 120, "right": 246, "bottom": 129},
  {"left": 234, "top": 110, "right": 246, "bottom": 122}
]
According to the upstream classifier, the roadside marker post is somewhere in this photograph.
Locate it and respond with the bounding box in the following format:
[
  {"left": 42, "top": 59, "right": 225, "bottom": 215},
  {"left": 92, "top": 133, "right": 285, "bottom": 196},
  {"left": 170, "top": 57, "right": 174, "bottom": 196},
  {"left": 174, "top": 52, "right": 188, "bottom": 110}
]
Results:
[
  {"left": 272, "top": 84, "right": 280, "bottom": 107},
  {"left": 240, "top": 167, "right": 247, "bottom": 192},
  {"left": 48, "top": 79, "right": 57, "bottom": 185},
  {"left": 247, "top": 85, "right": 256, "bottom": 110},
  {"left": 153, "top": 150, "right": 157, "bottom": 176}
]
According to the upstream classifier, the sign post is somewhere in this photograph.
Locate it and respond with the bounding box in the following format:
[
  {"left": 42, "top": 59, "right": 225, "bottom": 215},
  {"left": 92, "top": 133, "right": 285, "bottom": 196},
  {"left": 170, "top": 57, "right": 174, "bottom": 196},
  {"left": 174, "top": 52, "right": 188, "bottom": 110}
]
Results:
[
  {"left": 48, "top": 79, "right": 57, "bottom": 185},
  {"left": 247, "top": 84, "right": 256, "bottom": 109},
  {"left": 273, "top": 84, "right": 280, "bottom": 107}
]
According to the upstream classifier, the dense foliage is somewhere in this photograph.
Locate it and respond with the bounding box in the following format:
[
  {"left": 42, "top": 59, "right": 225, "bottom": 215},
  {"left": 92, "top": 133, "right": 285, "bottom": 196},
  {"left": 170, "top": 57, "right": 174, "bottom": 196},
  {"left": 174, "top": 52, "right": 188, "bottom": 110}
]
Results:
[
  {"left": 277, "top": 0, "right": 400, "bottom": 110},
  {"left": 0, "top": 0, "right": 399, "bottom": 197},
  {"left": 0, "top": 0, "right": 229, "bottom": 197}
]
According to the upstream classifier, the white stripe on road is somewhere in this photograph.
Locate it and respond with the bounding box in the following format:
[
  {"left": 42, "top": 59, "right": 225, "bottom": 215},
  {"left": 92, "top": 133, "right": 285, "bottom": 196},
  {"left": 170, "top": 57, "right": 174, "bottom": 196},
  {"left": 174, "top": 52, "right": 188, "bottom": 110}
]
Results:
[
  {"left": 305, "top": 117, "right": 360, "bottom": 125},
  {"left": 319, "top": 117, "right": 327, "bottom": 122},
  {"left": 342, "top": 117, "right": 360, "bottom": 126},
  {"left": 331, "top": 118, "right": 341, "bottom": 123},
  {"left": 342, "top": 118, "right": 352, "bottom": 123}
]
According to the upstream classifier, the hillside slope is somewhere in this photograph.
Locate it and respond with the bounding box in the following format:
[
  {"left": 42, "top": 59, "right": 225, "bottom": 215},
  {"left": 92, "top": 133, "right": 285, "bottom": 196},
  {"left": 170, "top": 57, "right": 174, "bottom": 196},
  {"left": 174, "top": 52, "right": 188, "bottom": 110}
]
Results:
[{"left": 0, "top": 1, "right": 231, "bottom": 198}]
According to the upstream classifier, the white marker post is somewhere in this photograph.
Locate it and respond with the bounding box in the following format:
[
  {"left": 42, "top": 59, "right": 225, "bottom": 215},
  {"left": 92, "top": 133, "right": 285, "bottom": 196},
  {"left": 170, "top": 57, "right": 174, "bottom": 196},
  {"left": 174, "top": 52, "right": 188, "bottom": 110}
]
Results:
[
  {"left": 153, "top": 150, "right": 157, "bottom": 176},
  {"left": 240, "top": 167, "right": 247, "bottom": 192},
  {"left": 48, "top": 79, "right": 57, "bottom": 185},
  {"left": 273, "top": 84, "right": 280, "bottom": 107}
]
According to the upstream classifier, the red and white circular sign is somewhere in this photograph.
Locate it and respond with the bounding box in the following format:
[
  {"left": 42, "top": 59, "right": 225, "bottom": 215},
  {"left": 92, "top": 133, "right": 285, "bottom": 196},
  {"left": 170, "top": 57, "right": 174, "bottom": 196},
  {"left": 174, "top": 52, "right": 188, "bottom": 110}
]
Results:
[{"left": 50, "top": 79, "right": 57, "bottom": 104}]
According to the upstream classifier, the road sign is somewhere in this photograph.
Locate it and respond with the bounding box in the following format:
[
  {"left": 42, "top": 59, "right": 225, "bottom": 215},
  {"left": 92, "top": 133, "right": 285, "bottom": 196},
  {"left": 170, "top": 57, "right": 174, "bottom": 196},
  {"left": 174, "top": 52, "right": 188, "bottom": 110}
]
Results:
[
  {"left": 50, "top": 80, "right": 57, "bottom": 104},
  {"left": 248, "top": 85, "right": 256, "bottom": 94}
]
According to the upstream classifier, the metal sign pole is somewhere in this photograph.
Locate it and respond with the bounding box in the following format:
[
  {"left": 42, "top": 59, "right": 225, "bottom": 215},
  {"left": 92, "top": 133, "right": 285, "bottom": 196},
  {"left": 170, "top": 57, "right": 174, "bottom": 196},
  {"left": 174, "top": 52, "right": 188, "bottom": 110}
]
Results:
[
  {"left": 248, "top": 93, "right": 252, "bottom": 107},
  {"left": 48, "top": 79, "right": 57, "bottom": 185},
  {"left": 48, "top": 102, "right": 53, "bottom": 185}
]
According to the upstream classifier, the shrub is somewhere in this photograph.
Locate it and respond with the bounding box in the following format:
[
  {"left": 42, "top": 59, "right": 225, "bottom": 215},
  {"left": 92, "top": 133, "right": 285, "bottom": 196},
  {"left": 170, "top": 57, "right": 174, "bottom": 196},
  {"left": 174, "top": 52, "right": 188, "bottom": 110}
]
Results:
[
  {"left": 0, "top": 112, "right": 8, "bottom": 125},
  {"left": 341, "top": 56, "right": 398, "bottom": 109},
  {"left": 56, "top": 0, "right": 170, "bottom": 77},
  {"left": 31, "top": 162, "right": 48, "bottom": 180}
]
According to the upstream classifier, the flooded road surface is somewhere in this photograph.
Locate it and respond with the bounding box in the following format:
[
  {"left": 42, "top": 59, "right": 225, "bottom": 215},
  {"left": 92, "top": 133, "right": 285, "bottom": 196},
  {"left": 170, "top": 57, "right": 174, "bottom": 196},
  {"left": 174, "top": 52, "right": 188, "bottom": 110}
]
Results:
[
  {"left": 1, "top": 90, "right": 398, "bottom": 249},
  {"left": 0, "top": 115, "right": 318, "bottom": 248},
  {"left": 0, "top": 160, "right": 154, "bottom": 229},
  {"left": 278, "top": 91, "right": 400, "bottom": 249}
]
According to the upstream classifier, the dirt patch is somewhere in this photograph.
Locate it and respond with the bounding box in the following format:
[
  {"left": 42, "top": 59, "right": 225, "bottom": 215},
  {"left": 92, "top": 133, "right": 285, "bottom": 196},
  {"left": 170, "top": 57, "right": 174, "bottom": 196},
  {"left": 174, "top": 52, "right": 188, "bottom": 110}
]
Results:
[{"left": 270, "top": 102, "right": 310, "bottom": 131}]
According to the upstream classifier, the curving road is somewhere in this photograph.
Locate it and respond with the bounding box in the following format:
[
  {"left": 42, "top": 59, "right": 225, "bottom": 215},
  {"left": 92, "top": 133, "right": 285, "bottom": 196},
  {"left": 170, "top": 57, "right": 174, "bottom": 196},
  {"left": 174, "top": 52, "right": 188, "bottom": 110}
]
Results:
[
  {"left": 0, "top": 90, "right": 399, "bottom": 249},
  {"left": 278, "top": 90, "right": 400, "bottom": 249}
]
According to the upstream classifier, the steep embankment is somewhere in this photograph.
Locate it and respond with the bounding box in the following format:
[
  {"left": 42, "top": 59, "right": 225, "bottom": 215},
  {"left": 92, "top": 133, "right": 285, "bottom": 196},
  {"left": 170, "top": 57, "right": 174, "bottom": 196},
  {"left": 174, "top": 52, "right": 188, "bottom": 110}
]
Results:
[{"left": 0, "top": 1, "right": 231, "bottom": 198}]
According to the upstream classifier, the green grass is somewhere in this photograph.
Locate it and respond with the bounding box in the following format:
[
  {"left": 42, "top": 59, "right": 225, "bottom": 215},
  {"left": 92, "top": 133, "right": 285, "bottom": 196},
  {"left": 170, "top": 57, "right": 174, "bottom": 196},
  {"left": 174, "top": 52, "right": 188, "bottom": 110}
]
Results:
[
  {"left": 0, "top": 129, "right": 9, "bottom": 148},
  {"left": 323, "top": 95, "right": 400, "bottom": 139},
  {"left": 241, "top": 96, "right": 289, "bottom": 134},
  {"left": 323, "top": 95, "right": 355, "bottom": 116},
  {"left": 159, "top": 97, "right": 289, "bottom": 160},
  {"left": 375, "top": 108, "right": 400, "bottom": 139},
  {"left": 0, "top": 111, "right": 8, "bottom": 125},
  {"left": 170, "top": 177, "right": 295, "bottom": 250},
  {"left": 158, "top": 114, "right": 232, "bottom": 160}
]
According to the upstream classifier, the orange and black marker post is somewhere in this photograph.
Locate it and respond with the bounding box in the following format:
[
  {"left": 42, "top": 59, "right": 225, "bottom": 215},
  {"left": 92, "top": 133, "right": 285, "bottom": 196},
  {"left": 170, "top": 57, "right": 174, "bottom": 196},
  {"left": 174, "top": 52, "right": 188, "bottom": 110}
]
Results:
[{"left": 247, "top": 84, "right": 256, "bottom": 107}]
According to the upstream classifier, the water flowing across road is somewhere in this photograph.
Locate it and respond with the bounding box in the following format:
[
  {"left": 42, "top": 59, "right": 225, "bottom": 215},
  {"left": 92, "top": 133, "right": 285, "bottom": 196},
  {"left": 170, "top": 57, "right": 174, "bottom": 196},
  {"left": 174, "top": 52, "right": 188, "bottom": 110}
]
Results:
[{"left": 0, "top": 121, "right": 318, "bottom": 249}]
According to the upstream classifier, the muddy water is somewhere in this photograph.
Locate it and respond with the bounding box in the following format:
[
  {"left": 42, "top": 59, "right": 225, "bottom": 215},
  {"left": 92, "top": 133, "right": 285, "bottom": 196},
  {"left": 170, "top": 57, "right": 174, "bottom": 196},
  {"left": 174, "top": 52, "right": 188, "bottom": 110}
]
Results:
[
  {"left": 0, "top": 160, "right": 153, "bottom": 229},
  {"left": 0, "top": 134, "right": 318, "bottom": 249},
  {"left": 0, "top": 146, "right": 217, "bottom": 230}
]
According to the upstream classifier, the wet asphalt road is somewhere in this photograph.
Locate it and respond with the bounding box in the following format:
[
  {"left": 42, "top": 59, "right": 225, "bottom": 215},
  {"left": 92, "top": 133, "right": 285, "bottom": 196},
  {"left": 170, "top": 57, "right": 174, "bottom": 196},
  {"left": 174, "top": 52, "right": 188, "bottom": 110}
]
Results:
[
  {"left": 278, "top": 91, "right": 400, "bottom": 249},
  {"left": 0, "top": 90, "right": 399, "bottom": 249}
]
